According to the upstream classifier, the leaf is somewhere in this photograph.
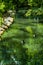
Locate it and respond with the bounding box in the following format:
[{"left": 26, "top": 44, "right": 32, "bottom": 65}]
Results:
[
  {"left": 25, "top": 26, "right": 33, "bottom": 34},
  {"left": 25, "top": 9, "right": 32, "bottom": 17},
  {"left": 0, "top": 2, "right": 5, "bottom": 10}
]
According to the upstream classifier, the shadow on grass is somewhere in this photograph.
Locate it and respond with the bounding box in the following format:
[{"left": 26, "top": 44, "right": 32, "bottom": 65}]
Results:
[{"left": 0, "top": 36, "right": 28, "bottom": 65}]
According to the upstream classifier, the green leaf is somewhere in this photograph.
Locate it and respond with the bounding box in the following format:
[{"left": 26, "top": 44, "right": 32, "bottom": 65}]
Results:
[{"left": 0, "top": 2, "right": 5, "bottom": 11}]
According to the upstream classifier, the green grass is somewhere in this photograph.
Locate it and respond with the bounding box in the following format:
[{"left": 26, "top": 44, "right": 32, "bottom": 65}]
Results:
[{"left": 0, "top": 13, "right": 43, "bottom": 65}]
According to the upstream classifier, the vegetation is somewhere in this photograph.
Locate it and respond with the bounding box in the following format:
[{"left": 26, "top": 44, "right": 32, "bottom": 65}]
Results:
[{"left": 0, "top": 0, "right": 43, "bottom": 65}]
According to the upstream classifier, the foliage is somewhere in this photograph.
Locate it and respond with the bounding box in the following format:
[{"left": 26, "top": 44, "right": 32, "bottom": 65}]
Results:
[{"left": 0, "top": 0, "right": 43, "bottom": 65}]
